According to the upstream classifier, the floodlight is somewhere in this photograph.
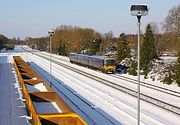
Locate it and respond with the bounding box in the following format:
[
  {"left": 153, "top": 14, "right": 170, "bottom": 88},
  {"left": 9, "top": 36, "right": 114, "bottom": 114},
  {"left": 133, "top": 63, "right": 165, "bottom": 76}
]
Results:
[
  {"left": 48, "top": 29, "right": 55, "bottom": 36},
  {"left": 130, "top": 5, "right": 148, "bottom": 16}
]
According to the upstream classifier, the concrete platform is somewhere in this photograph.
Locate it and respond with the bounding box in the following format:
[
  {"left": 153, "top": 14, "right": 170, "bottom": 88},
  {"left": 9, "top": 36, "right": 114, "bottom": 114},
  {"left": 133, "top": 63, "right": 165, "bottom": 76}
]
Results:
[{"left": 0, "top": 55, "right": 29, "bottom": 125}]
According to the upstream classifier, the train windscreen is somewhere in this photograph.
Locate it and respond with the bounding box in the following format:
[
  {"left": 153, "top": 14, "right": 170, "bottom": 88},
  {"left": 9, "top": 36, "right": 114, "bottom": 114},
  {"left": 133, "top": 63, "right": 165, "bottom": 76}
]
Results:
[{"left": 106, "top": 59, "right": 116, "bottom": 66}]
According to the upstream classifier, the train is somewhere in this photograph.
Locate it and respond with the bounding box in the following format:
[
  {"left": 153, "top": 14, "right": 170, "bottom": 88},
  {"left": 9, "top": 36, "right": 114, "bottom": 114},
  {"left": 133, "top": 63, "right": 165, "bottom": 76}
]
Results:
[{"left": 69, "top": 53, "right": 116, "bottom": 73}]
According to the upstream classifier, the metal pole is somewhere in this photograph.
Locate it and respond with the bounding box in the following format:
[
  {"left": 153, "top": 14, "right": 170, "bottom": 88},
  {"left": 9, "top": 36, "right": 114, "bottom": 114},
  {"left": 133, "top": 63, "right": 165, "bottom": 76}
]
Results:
[
  {"left": 50, "top": 36, "right": 52, "bottom": 87},
  {"left": 137, "top": 15, "right": 141, "bottom": 125},
  {"left": 27, "top": 43, "right": 28, "bottom": 63},
  {"left": 21, "top": 41, "right": 22, "bottom": 55},
  {"left": 27, "top": 49, "right": 28, "bottom": 63}
]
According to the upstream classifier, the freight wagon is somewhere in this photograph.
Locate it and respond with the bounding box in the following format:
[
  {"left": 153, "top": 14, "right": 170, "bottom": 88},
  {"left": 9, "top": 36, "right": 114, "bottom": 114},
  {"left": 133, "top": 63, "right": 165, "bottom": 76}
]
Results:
[
  {"left": 69, "top": 53, "right": 116, "bottom": 73},
  {"left": 13, "top": 56, "right": 87, "bottom": 125}
]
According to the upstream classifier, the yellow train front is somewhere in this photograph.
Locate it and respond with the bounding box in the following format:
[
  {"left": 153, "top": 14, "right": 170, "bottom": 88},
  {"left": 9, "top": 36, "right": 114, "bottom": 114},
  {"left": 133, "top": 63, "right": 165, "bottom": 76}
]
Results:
[
  {"left": 103, "top": 57, "right": 116, "bottom": 73},
  {"left": 69, "top": 53, "right": 116, "bottom": 73}
]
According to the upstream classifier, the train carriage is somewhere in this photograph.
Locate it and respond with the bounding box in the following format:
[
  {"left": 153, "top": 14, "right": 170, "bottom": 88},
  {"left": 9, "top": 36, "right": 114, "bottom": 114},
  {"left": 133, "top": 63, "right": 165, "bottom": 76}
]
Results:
[{"left": 69, "top": 53, "right": 116, "bottom": 73}]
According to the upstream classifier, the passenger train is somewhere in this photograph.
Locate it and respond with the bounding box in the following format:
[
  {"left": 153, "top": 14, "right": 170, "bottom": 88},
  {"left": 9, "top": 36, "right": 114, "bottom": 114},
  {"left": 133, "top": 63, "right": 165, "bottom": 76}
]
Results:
[{"left": 69, "top": 53, "right": 116, "bottom": 73}]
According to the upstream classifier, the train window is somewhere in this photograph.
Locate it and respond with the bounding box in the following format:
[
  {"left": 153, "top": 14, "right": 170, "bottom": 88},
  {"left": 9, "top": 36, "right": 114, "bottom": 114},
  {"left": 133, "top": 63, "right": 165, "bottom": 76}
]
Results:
[{"left": 106, "top": 59, "right": 116, "bottom": 66}]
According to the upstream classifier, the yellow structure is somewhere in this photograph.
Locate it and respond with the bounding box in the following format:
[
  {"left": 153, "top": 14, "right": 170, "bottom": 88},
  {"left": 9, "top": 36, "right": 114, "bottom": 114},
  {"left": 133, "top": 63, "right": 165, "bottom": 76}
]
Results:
[{"left": 13, "top": 56, "right": 87, "bottom": 125}]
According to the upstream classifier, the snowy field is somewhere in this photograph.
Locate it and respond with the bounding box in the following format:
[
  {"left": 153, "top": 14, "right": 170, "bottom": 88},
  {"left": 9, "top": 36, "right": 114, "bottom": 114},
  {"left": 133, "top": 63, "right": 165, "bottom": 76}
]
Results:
[{"left": 1, "top": 46, "right": 180, "bottom": 125}]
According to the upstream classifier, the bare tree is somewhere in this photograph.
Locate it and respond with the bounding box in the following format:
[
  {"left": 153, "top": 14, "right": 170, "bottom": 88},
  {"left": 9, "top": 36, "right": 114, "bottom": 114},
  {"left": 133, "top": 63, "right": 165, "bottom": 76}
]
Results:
[
  {"left": 150, "top": 22, "right": 159, "bottom": 34},
  {"left": 102, "top": 31, "right": 113, "bottom": 51},
  {"left": 163, "top": 5, "right": 180, "bottom": 39},
  {"left": 163, "top": 5, "right": 180, "bottom": 34}
]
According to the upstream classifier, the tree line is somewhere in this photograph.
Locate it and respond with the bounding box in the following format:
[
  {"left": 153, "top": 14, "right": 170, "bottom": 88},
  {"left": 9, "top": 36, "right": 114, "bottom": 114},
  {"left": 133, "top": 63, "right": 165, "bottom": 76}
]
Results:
[
  {"left": 0, "top": 35, "right": 21, "bottom": 50},
  {"left": 26, "top": 25, "right": 114, "bottom": 56},
  {"left": 0, "top": 4, "right": 179, "bottom": 86},
  {"left": 23, "top": 4, "right": 180, "bottom": 58}
]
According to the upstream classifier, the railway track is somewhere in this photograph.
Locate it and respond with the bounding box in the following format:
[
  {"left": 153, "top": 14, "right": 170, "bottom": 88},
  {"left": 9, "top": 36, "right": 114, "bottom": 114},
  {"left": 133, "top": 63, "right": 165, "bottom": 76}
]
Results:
[
  {"left": 111, "top": 74, "right": 180, "bottom": 98},
  {"left": 20, "top": 48, "right": 119, "bottom": 124},
  {"left": 33, "top": 52, "right": 180, "bottom": 116},
  {"left": 30, "top": 57, "right": 116, "bottom": 125},
  {"left": 30, "top": 56, "right": 167, "bottom": 124},
  {"left": 36, "top": 51, "right": 180, "bottom": 97}
]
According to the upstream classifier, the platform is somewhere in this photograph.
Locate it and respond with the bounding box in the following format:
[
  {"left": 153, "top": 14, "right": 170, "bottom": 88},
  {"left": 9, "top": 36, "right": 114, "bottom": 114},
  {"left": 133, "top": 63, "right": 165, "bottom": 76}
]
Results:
[{"left": 0, "top": 55, "right": 29, "bottom": 125}]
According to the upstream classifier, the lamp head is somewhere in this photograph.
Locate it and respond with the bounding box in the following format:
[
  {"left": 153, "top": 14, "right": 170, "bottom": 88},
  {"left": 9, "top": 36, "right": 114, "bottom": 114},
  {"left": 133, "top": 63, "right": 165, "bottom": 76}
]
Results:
[
  {"left": 48, "top": 29, "right": 55, "bottom": 36},
  {"left": 130, "top": 4, "right": 148, "bottom": 16}
]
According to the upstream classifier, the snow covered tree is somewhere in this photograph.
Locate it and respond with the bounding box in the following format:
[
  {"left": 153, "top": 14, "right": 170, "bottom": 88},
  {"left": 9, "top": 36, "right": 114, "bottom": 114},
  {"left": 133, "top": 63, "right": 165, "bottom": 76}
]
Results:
[
  {"left": 116, "top": 33, "right": 130, "bottom": 62},
  {"left": 127, "top": 60, "right": 137, "bottom": 76},
  {"left": 140, "top": 24, "right": 158, "bottom": 75},
  {"left": 163, "top": 74, "right": 174, "bottom": 85}
]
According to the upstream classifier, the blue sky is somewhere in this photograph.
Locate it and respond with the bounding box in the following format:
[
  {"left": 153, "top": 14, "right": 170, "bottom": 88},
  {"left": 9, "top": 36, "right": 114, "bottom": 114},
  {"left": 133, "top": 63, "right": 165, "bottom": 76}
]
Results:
[{"left": 0, "top": 0, "right": 180, "bottom": 39}]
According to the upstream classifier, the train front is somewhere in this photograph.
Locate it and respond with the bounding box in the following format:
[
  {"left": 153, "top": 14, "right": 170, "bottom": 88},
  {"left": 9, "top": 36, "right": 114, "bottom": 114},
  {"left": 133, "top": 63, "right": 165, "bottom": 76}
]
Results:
[{"left": 104, "top": 58, "right": 116, "bottom": 73}]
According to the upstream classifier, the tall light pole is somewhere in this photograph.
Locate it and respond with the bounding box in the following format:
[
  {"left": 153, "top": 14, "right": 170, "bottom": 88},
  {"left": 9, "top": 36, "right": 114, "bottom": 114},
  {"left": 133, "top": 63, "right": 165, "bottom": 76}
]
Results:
[
  {"left": 48, "top": 29, "right": 55, "bottom": 87},
  {"left": 130, "top": 4, "right": 148, "bottom": 125},
  {"left": 25, "top": 38, "right": 29, "bottom": 63},
  {"left": 26, "top": 42, "right": 28, "bottom": 63}
]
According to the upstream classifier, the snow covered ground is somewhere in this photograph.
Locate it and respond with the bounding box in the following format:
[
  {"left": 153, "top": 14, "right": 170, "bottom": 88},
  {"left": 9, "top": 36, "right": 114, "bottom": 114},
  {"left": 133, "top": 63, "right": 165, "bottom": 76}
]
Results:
[
  {"left": 17, "top": 49, "right": 180, "bottom": 124},
  {"left": 1, "top": 46, "right": 180, "bottom": 125},
  {"left": 160, "top": 56, "right": 177, "bottom": 64},
  {"left": 39, "top": 51, "right": 180, "bottom": 89}
]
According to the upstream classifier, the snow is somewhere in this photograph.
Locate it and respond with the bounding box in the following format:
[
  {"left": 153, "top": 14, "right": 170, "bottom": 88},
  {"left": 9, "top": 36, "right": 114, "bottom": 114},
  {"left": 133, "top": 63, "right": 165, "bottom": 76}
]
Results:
[
  {"left": 2, "top": 46, "right": 180, "bottom": 125},
  {"left": 145, "top": 56, "right": 177, "bottom": 84},
  {"left": 31, "top": 77, "right": 37, "bottom": 80},
  {"left": 33, "top": 102, "right": 62, "bottom": 114},
  {"left": 40, "top": 53, "right": 180, "bottom": 108},
  {"left": 160, "top": 56, "right": 177, "bottom": 64},
  {"left": 40, "top": 51, "right": 180, "bottom": 86},
  {"left": 120, "top": 73, "right": 180, "bottom": 93},
  {"left": 25, "top": 83, "right": 47, "bottom": 92},
  {"left": 0, "top": 48, "right": 7, "bottom": 53},
  {"left": 23, "top": 50, "right": 180, "bottom": 125}
]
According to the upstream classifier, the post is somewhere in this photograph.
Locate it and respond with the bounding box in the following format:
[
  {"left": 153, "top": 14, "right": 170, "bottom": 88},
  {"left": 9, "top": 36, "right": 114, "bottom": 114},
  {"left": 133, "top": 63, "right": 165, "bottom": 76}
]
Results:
[
  {"left": 21, "top": 41, "right": 23, "bottom": 55},
  {"left": 48, "top": 29, "right": 55, "bottom": 88},
  {"left": 50, "top": 36, "right": 52, "bottom": 87},
  {"left": 130, "top": 5, "right": 148, "bottom": 124},
  {"left": 26, "top": 49, "right": 28, "bottom": 63},
  {"left": 26, "top": 43, "right": 28, "bottom": 63},
  {"left": 137, "top": 15, "right": 141, "bottom": 125}
]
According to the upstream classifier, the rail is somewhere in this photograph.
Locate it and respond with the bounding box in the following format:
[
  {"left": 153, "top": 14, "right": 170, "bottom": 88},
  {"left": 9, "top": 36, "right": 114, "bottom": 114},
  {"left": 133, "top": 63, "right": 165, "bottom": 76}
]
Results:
[{"left": 33, "top": 53, "right": 180, "bottom": 116}]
